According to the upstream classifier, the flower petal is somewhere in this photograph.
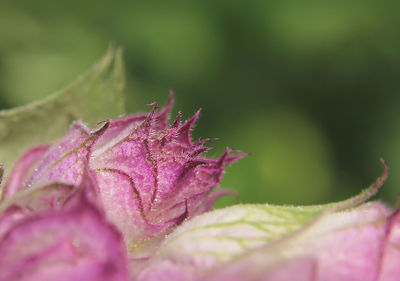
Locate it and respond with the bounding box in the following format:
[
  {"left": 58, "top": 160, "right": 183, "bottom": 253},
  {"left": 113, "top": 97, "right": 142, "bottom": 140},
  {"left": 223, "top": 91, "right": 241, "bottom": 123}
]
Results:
[
  {"left": 0, "top": 194, "right": 128, "bottom": 281},
  {"left": 134, "top": 203, "right": 322, "bottom": 280},
  {"left": 202, "top": 202, "right": 393, "bottom": 281},
  {"left": 88, "top": 103, "right": 245, "bottom": 255},
  {"left": 26, "top": 122, "right": 100, "bottom": 188},
  {"left": 4, "top": 95, "right": 245, "bottom": 260},
  {"left": 135, "top": 164, "right": 391, "bottom": 280},
  {"left": 377, "top": 208, "right": 400, "bottom": 281},
  {"left": 1, "top": 145, "right": 49, "bottom": 200}
]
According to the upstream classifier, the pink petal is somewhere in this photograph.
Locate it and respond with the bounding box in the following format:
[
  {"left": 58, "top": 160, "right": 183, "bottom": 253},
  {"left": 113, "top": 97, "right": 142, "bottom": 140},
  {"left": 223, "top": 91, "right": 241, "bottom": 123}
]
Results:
[
  {"left": 5, "top": 96, "right": 245, "bottom": 259},
  {"left": 0, "top": 182, "right": 77, "bottom": 240},
  {"left": 136, "top": 260, "right": 195, "bottom": 281},
  {"left": 26, "top": 122, "right": 100, "bottom": 188},
  {"left": 201, "top": 202, "right": 395, "bottom": 281},
  {"left": 0, "top": 206, "right": 29, "bottom": 239},
  {"left": 377, "top": 208, "right": 400, "bottom": 281},
  {"left": 202, "top": 257, "right": 316, "bottom": 281},
  {"left": 0, "top": 194, "right": 128, "bottom": 281},
  {"left": 1, "top": 183, "right": 76, "bottom": 213},
  {"left": 1, "top": 145, "right": 49, "bottom": 200},
  {"left": 89, "top": 102, "right": 245, "bottom": 254}
]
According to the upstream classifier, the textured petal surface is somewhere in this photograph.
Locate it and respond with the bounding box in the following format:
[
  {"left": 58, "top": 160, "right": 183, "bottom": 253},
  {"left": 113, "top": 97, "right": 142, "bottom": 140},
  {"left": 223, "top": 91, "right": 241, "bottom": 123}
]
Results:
[
  {"left": 0, "top": 195, "right": 128, "bottom": 281},
  {"left": 0, "top": 206, "right": 29, "bottom": 239},
  {"left": 378, "top": 209, "right": 400, "bottom": 281},
  {"left": 135, "top": 167, "right": 390, "bottom": 280},
  {"left": 200, "top": 202, "right": 398, "bottom": 281},
  {"left": 0, "top": 182, "right": 77, "bottom": 242},
  {"left": 89, "top": 106, "right": 245, "bottom": 255},
  {"left": 135, "top": 203, "right": 322, "bottom": 280},
  {"left": 3, "top": 96, "right": 244, "bottom": 259},
  {"left": 1, "top": 145, "right": 49, "bottom": 200},
  {"left": 26, "top": 122, "right": 91, "bottom": 188},
  {"left": 2, "top": 90, "right": 399, "bottom": 281},
  {"left": 135, "top": 193, "right": 400, "bottom": 281},
  {"left": 0, "top": 183, "right": 76, "bottom": 214}
]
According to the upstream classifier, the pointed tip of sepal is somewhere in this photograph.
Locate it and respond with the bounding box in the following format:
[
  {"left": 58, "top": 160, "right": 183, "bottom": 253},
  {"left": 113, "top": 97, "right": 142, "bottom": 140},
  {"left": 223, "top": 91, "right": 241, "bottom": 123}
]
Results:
[
  {"left": 157, "top": 90, "right": 175, "bottom": 128},
  {"left": 217, "top": 149, "right": 248, "bottom": 168},
  {"left": 177, "top": 109, "right": 201, "bottom": 145}
]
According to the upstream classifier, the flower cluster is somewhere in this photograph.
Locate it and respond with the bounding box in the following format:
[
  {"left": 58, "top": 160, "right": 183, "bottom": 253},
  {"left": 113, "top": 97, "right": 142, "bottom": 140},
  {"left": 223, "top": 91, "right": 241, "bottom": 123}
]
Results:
[
  {"left": 0, "top": 94, "right": 244, "bottom": 280},
  {"left": 0, "top": 94, "right": 400, "bottom": 281}
]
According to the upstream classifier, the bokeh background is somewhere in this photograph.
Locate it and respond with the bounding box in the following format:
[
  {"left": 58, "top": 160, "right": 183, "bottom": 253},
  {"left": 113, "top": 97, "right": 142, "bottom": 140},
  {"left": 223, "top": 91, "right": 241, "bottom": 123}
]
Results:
[{"left": 1, "top": 0, "right": 399, "bottom": 207}]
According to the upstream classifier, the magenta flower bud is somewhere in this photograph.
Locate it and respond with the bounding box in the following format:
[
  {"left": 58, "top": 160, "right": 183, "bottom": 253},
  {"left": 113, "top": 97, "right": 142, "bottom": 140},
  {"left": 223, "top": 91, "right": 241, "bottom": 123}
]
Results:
[
  {"left": 0, "top": 191, "right": 128, "bottom": 281},
  {"left": 1, "top": 93, "right": 245, "bottom": 256}
]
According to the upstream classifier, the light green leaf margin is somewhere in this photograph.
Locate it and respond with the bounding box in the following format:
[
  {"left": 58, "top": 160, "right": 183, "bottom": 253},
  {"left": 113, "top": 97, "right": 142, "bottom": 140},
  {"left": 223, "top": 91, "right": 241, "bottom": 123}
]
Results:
[
  {"left": 0, "top": 45, "right": 125, "bottom": 182},
  {"left": 151, "top": 160, "right": 388, "bottom": 267}
]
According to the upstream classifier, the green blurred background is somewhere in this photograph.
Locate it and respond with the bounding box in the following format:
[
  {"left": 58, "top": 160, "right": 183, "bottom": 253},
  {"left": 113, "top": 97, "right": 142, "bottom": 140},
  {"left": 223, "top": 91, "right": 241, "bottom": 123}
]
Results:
[{"left": 1, "top": 0, "right": 399, "bottom": 207}]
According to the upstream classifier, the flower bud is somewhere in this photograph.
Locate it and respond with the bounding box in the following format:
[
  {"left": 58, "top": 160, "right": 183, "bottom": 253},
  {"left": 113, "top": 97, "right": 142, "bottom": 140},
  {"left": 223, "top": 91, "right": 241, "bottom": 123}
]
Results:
[{"left": 2, "top": 93, "right": 245, "bottom": 256}]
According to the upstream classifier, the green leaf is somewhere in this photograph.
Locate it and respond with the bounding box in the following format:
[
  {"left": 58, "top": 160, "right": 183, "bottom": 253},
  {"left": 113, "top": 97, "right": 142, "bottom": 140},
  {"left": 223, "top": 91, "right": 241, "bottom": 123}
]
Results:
[
  {"left": 152, "top": 161, "right": 387, "bottom": 268},
  {"left": 0, "top": 46, "right": 125, "bottom": 179},
  {"left": 158, "top": 204, "right": 321, "bottom": 264},
  {"left": 198, "top": 201, "right": 389, "bottom": 281}
]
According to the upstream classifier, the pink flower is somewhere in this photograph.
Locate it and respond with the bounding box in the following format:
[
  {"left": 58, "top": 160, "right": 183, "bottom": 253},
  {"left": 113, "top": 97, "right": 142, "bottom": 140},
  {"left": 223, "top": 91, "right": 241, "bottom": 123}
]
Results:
[
  {"left": 1, "top": 93, "right": 245, "bottom": 257},
  {"left": 3, "top": 91, "right": 399, "bottom": 281}
]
